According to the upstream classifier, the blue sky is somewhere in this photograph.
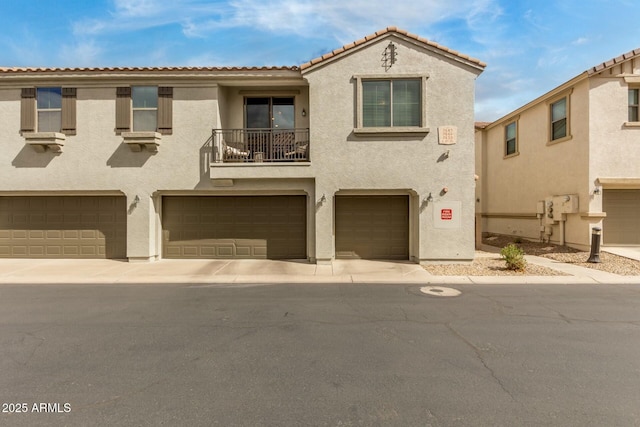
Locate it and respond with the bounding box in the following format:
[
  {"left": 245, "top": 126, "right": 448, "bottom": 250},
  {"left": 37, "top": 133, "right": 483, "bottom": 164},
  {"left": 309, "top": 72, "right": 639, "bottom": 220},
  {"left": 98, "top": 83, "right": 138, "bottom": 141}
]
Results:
[{"left": 1, "top": 0, "right": 639, "bottom": 121}]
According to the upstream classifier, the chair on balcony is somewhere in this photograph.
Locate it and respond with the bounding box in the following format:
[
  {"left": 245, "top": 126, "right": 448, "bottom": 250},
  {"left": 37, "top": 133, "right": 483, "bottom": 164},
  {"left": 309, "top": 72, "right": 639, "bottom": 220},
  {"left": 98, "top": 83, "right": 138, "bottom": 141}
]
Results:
[
  {"left": 284, "top": 142, "right": 308, "bottom": 161},
  {"left": 271, "top": 131, "right": 296, "bottom": 161},
  {"left": 223, "top": 141, "right": 249, "bottom": 162}
]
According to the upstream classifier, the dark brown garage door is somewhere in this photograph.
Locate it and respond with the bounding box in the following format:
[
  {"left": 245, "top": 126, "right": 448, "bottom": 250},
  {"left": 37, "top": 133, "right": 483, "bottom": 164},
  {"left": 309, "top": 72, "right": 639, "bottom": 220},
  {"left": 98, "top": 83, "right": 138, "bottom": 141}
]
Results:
[
  {"left": 0, "top": 196, "right": 127, "bottom": 259},
  {"left": 603, "top": 190, "right": 640, "bottom": 245},
  {"left": 163, "top": 196, "right": 306, "bottom": 259},
  {"left": 335, "top": 195, "right": 409, "bottom": 259}
]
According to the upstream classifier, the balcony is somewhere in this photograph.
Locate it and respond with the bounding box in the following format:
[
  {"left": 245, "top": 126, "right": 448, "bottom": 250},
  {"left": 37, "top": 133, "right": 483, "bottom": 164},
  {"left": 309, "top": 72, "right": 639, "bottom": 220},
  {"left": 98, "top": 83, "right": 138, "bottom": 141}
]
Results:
[{"left": 212, "top": 128, "right": 309, "bottom": 163}]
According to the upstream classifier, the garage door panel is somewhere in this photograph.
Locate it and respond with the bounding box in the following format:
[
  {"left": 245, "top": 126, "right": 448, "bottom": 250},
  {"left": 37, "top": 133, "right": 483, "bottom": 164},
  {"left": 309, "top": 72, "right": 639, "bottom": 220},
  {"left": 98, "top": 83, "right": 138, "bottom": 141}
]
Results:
[
  {"left": 163, "top": 196, "right": 306, "bottom": 259},
  {"left": 336, "top": 195, "right": 409, "bottom": 260},
  {"left": 0, "top": 196, "right": 127, "bottom": 259},
  {"left": 28, "top": 246, "right": 44, "bottom": 256},
  {"left": 603, "top": 190, "right": 640, "bottom": 245},
  {"left": 215, "top": 245, "right": 234, "bottom": 257}
]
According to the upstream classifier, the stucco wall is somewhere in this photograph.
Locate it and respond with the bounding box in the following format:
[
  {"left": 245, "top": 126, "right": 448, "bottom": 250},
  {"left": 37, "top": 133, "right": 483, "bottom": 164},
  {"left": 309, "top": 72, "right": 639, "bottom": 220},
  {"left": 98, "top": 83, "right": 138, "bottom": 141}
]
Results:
[
  {"left": 477, "top": 78, "right": 595, "bottom": 248},
  {"left": 303, "top": 35, "right": 482, "bottom": 262},
  {"left": 0, "top": 35, "right": 482, "bottom": 262},
  {"left": 0, "top": 84, "right": 221, "bottom": 259},
  {"left": 588, "top": 75, "right": 640, "bottom": 184}
]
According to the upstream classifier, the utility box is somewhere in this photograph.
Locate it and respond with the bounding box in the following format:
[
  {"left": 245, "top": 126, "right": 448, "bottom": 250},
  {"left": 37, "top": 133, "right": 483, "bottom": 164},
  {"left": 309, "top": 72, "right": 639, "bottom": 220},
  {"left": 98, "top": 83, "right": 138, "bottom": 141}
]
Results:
[
  {"left": 544, "top": 197, "right": 556, "bottom": 225},
  {"left": 552, "top": 194, "right": 579, "bottom": 214}
]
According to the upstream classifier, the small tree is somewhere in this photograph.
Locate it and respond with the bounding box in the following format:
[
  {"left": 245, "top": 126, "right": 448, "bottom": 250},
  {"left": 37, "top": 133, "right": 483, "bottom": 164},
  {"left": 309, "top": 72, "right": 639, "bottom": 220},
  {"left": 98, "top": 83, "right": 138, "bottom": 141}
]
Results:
[{"left": 500, "top": 243, "right": 527, "bottom": 271}]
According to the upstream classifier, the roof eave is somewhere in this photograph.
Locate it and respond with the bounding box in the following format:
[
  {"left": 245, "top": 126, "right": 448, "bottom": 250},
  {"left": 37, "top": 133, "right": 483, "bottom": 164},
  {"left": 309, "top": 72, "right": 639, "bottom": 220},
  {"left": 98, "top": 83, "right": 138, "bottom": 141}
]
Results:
[
  {"left": 482, "top": 71, "right": 588, "bottom": 131},
  {"left": 301, "top": 26, "right": 485, "bottom": 74}
]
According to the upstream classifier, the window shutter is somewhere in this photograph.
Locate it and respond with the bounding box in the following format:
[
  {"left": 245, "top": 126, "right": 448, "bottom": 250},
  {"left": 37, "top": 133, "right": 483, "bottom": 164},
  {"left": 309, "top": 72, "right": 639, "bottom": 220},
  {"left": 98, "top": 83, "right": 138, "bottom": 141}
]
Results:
[
  {"left": 61, "top": 88, "right": 77, "bottom": 135},
  {"left": 20, "top": 88, "right": 36, "bottom": 133},
  {"left": 157, "top": 86, "right": 173, "bottom": 135},
  {"left": 115, "top": 87, "right": 131, "bottom": 134}
]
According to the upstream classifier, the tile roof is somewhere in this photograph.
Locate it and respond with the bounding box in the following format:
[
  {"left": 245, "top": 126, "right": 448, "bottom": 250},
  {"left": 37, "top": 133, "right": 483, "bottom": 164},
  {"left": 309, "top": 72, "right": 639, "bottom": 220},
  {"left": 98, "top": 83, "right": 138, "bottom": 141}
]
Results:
[
  {"left": 0, "top": 28, "right": 486, "bottom": 76},
  {"left": 300, "top": 26, "right": 486, "bottom": 70},
  {"left": 587, "top": 47, "right": 640, "bottom": 75},
  {"left": 0, "top": 66, "right": 299, "bottom": 74},
  {"left": 474, "top": 121, "right": 491, "bottom": 130}
]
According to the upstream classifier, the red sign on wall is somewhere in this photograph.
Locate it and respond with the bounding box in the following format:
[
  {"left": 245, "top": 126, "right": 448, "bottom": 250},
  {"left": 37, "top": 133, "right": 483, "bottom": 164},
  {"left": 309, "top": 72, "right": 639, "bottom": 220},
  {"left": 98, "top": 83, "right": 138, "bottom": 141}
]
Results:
[{"left": 441, "top": 209, "right": 453, "bottom": 220}]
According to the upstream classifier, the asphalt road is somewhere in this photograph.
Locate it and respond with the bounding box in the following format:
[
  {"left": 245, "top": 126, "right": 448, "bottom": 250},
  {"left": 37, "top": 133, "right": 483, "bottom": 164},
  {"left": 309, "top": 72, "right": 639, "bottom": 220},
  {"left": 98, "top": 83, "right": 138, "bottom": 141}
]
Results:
[{"left": 1, "top": 282, "right": 639, "bottom": 426}]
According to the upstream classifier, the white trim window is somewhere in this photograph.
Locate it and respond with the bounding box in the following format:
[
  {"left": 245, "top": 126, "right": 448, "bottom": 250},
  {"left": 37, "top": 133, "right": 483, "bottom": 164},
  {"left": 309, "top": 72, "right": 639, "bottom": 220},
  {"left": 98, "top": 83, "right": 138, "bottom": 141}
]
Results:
[
  {"left": 354, "top": 74, "right": 429, "bottom": 134},
  {"left": 505, "top": 121, "right": 517, "bottom": 156},
  {"left": 629, "top": 88, "right": 639, "bottom": 122},
  {"left": 362, "top": 79, "right": 421, "bottom": 127},
  {"left": 36, "top": 87, "right": 62, "bottom": 132},
  {"left": 132, "top": 86, "right": 158, "bottom": 132},
  {"left": 550, "top": 97, "right": 567, "bottom": 141}
]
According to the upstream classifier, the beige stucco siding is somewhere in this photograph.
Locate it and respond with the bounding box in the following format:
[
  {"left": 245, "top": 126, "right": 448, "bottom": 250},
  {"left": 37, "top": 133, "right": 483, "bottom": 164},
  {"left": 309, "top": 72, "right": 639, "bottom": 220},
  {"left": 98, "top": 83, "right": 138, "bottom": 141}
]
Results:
[
  {"left": 0, "top": 32, "right": 482, "bottom": 263},
  {"left": 477, "top": 78, "right": 594, "bottom": 248},
  {"left": 304, "top": 35, "right": 481, "bottom": 261},
  {"left": 588, "top": 76, "right": 640, "bottom": 184},
  {"left": 0, "top": 85, "right": 221, "bottom": 260}
]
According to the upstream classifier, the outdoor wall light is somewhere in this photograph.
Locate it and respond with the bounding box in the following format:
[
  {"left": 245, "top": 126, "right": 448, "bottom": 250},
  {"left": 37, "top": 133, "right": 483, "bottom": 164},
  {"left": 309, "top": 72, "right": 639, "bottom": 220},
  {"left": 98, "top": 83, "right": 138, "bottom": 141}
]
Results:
[
  {"left": 423, "top": 193, "right": 433, "bottom": 203},
  {"left": 319, "top": 193, "right": 326, "bottom": 204},
  {"left": 133, "top": 195, "right": 140, "bottom": 205},
  {"left": 302, "top": 108, "right": 307, "bottom": 117},
  {"left": 593, "top": 187, "right": 601, "bottom": 195}
]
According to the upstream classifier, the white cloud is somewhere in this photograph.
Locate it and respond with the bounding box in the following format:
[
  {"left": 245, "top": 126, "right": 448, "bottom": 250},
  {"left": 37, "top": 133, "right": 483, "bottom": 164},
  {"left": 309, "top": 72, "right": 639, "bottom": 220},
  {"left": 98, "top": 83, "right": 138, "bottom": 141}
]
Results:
[
  {"left": 113, "top": 0, "right": 161, "bottom": 17},
  {"left": 572, "top": 37, "right": 589, "bottom": 46},
  {"left": 58, "top": 40, "right": 103, "bottom": 67},
  {"left": 74, "top": 0, "right": 498, "bottom": 44}
]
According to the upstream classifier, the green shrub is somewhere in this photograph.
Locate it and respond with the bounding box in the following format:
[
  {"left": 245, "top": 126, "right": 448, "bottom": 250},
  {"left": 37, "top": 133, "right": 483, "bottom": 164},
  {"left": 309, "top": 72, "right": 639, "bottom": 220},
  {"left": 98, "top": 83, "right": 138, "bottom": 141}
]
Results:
[{"left": 500, "top": 243, "right": 527, "bottom": 271}]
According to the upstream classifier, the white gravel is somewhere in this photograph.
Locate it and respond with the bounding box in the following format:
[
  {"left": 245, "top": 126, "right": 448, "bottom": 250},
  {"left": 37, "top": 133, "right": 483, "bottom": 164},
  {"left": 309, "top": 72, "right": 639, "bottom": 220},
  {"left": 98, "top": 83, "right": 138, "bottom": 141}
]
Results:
[{"left": 422, "top": 234, "right": 640, "bottom": 276}]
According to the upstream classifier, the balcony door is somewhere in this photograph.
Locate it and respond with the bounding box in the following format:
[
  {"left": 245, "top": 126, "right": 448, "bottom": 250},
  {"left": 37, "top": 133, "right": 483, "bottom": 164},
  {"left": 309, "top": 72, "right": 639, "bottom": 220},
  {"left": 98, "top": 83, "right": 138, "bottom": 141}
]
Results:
[
  {"left": 245, "top": 97, "right": 295, "bottom": 161},
  {"left": 245, "top": 97, "right": 295, "bottom": 130}
]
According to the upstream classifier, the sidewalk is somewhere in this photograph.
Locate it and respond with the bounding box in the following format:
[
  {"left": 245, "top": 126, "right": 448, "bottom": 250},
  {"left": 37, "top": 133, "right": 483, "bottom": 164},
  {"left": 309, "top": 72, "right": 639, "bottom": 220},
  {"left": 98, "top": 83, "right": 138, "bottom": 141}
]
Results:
[{"left": 0, "top": 251, "right": 639, "bottom": 285}]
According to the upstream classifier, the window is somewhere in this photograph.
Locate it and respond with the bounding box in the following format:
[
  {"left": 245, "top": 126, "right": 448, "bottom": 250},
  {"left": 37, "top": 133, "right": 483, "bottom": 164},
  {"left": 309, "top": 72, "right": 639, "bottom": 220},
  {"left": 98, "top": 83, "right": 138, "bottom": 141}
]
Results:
[
  {"left": 20, "top": 87, "right": 76, "bottom": 135},
  {"left": 629, "top": 89, "right": 639, "bottom": 122},
  {"left": 245, "top": 97, "right": 295, "bottom": 129},
  {"left": 505, "top": 121, "right": 517, "bottom": 156},
  {"left": 115, "top": 86, "right": 172, "bottom": 135},
  {"left": 550, "top": 97, "right": 567, "bottom": 141},
  {"left": 132, "top": 86, "right": 158, "bottom": 131},
  {"left": 37, "top": 88, "right": 62, "bottom": 132},
  {"left": 362, "top": 79, "right": 421, "bottom": 127},
  {"left": 354, "top": 75, "right": 428, "bottom": 133}
]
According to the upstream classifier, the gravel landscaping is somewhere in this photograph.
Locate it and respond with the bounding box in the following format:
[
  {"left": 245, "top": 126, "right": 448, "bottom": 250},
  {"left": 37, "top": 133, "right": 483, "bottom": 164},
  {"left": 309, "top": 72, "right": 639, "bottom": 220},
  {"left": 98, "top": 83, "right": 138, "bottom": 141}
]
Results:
[{"left": 422, "top": 234, "right": 640, "bottom": 276}]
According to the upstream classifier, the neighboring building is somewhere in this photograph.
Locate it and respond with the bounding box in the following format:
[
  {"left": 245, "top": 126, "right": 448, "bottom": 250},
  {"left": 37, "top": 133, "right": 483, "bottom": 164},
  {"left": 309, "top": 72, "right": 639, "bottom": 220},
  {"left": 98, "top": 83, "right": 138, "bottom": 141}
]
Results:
[
  {"left": 476, "top": 49, "right": 640, "bottom": 250},
  {"left": 0, "top": 27, "right": 485, "bottom": 263}
]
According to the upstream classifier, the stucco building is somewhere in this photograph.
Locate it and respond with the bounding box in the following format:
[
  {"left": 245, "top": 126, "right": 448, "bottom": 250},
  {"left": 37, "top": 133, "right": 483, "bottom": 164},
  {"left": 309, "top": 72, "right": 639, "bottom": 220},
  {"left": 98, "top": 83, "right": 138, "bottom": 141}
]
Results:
[
  {"left": 0, "top": 27, "right": 485, "bottom": 263},
  {"left": 476, "top": 48, "right": 640, "bottom": 249}
]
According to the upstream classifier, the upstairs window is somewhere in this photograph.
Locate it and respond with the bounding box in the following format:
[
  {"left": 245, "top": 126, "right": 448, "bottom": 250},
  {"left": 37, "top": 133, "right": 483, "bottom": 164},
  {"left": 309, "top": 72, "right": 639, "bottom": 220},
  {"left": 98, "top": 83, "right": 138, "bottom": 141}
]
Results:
[
  {"left": 354, "top": 74, "right": 428, "bottom": 134},
  {"left": 550, "top": 97, "right": 567, "bottom": 141},
  {"left": 37, "top": 87, "right": 62, "bottom": 132},
  {"left": 362, "top": 79, "right": 421, "bottom": 127},
  {"left": 132, "top": 86, "right": 158, "bottom": 131},
  {"left": 629, "top": 89, "right": 639, "bottom": 122},
  {"left": 505, "top": 121, "right": 517, "bottom": 156},
  {"left": 115, "top": 86, "right": 172, "bottom": 135},
  {"left": 20, "top": 87, "right": 76, "bottom": 135}
]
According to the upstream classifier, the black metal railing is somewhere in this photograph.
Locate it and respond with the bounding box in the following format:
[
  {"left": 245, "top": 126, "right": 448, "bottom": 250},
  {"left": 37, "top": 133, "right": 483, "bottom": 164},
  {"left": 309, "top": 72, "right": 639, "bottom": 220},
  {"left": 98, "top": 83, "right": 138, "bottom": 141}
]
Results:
[{"left": 212, "top": 128, "right": 310, "bottom": 163}]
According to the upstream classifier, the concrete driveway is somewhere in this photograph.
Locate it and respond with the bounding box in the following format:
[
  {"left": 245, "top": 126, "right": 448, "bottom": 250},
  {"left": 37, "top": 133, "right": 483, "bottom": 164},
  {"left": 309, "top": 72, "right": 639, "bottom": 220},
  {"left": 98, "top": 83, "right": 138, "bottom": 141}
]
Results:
[
  {"left": 0, "top": 258, "right": 433, "bottom": 285},
  {"left": 0, "top": 251, "right": 639, "bottom": 285},
  {"left": 603, "top": 246, "right": 640, "bottom": 261}
]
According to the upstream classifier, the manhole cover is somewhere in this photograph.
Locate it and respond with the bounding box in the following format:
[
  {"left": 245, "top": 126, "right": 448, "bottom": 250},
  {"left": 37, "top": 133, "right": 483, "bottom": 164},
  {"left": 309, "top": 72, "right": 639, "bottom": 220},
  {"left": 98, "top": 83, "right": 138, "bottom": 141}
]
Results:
[{"left": 420, "top": 286, "right": 461, "bottom": 297}]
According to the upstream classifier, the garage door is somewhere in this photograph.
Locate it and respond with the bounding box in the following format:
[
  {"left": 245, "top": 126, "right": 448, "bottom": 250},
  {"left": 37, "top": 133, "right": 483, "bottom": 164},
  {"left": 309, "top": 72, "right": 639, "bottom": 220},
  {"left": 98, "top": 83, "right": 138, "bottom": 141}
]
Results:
[
  {"left": 335, "top": 195, "right": 409, "bottom": 259},
  {"left": 163, "top": 196, "right": 306, "bottom": 259},
  {"left": 0, "top": 196, "right": 127, "bottom": 258},
  {"left": 603, "top": 190, "right": 640, "bottom": 245}
]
